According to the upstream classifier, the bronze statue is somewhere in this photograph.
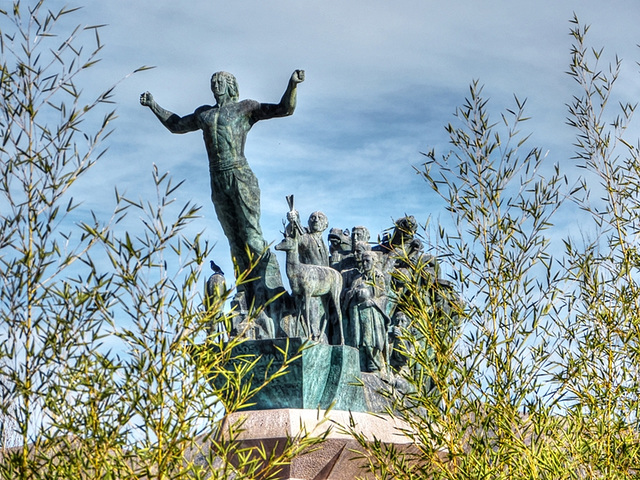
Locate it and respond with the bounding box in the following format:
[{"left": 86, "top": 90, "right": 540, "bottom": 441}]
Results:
[
  {"left": 275, "top": 233, "right": 344, "bottom": 344},
  {"left": 286, "top": 209, "right": 330, "bottom": 267},
  {"left": 342, "top": 251, "right": 390, "bottom": 372},
  {"left": 140, "top": 70, "right": 305, "bottom": 307}
]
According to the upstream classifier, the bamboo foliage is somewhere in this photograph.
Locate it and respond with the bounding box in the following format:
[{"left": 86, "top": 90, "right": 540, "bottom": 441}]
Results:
[
  {"left": 350, "top": 16, "right": 640, "bottom": 480},
  {"left": 0, "top": 3, "right": 321, "bottom": 479},
  {"left": 3, "top": 2, "right": 640, "bottom": 479}
]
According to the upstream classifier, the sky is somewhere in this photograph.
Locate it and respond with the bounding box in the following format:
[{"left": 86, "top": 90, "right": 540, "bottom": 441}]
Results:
[{"left": 19, "top": 0, "right": 640, "bottom": 287}]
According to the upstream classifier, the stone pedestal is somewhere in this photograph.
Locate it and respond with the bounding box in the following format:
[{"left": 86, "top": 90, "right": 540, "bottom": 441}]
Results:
[
  {"left": 199, "top": 340, "right": 438, "bottom": 478},
  {"left": 211, "top": 338, "right": 369, "bottom": 412},
  {"left": 219, "top": 408, "right": 418, "bottom": 480}
]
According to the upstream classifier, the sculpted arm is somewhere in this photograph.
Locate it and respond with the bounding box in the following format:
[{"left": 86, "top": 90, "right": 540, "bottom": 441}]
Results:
[
  {"left": 140, "top": 92, "right": 199, "bottom": 133},
  {"left": 252, "top": 70, "right": 305, "bottom": 122}
]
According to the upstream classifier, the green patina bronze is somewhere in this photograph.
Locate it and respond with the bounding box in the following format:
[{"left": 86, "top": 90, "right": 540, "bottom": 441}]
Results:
[
  {"left": 140, "top": 70, "right": 305, "bottom": 310},
  {"left": 211, "top": 338, "right": 368, "bottom": 412},
  {"left": 142, "top": 71, "right": 460, "bottom": 411}
]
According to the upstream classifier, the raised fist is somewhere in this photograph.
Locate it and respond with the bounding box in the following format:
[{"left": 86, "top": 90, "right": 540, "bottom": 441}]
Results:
[
  {"left": 291, "top": 70, "right": 305, "bottom": 84},
  {"left": 140, "top": 91, "right": 154, "bottom": 107}
]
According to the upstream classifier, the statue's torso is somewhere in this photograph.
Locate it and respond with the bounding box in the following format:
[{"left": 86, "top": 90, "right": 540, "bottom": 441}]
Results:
[
  {"left": 196, "top": 100, "right": 260, "bottom": 171},
  {"left": 298, "top": 232, "right": 330, "bottom": 266}
]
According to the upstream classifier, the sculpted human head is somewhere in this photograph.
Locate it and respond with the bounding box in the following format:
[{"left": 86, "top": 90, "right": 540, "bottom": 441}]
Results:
[
  {"left": 308, "top": 211, "right": 328, "bottom": 233},
  {"left": 211, "top": 71, "right": 239, "bottom": 103},
  {"left": 361, "top": 251, "right": 376, "bottom": 273},
  {"left": 353, "top": 241, "right": 371, "bottom": 263},
  {"left": 351, "top": 226, "right": 370, "bottom": 251},
  {"left": 391, "top": 216, "right": 418, "bottom": 245}
]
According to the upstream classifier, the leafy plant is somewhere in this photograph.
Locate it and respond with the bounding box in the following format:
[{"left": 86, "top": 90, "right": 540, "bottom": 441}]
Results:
[
  {"left": 0, "top": 2, "right": 322, "bottom": 479},
  {"left": 349, "top": 16, "right": 640, "bottom": 480}
]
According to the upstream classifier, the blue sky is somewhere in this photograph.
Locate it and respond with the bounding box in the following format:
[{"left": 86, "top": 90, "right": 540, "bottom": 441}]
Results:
[{"left": 44, "top": 0, "right": 640, "bottom": 284}]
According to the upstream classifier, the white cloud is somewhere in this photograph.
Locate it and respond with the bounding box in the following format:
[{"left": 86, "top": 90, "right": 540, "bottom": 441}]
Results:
[{"left": 25, "top": 0, "right": 640, "bottom": 287}]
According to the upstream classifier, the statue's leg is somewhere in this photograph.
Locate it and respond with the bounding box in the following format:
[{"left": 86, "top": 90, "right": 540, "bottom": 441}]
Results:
[
  {"left": 209, "top": 166, "right": 283, "bottom": 312},
  {"left": 229, "top": 166, "right": 266, "bottom": 252},
  {"left": 344, "top": 306, "right": 359, "bottom": 348},
  {"left": 308, "top": 297, "right": 325, "bottom": 342},
  {"left": 332, "top": 281, "right": 344, "bottom": 345},
  {"left": 209, "top": 171, "right": 252, "bottom": 272},
  {"left": 231, "top": 166, "right": 284, "bottom": 303}
]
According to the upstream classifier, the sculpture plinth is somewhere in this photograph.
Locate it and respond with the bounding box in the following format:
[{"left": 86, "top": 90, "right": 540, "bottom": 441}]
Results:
[
  {"left": 142, "top": 70, "right": 458, "bottom": 479},
  {"left": 208, "top": 409, "right": 425, "bottom": 480},
  {"left": 212, "top": 338, "right": 370, "bottom": 412}
]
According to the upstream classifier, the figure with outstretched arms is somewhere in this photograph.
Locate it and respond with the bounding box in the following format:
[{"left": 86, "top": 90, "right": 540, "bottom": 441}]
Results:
[{"left": 141, "top": 70, "right": 305, "bottom": 309}]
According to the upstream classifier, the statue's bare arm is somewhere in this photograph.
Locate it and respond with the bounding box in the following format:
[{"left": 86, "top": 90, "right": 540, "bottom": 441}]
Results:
[
  {"left": 140, "top": 92, "right": 199, "bottom": 134},
  {"left": 251, "top": 70, "right": 305, "bottom": 123}
]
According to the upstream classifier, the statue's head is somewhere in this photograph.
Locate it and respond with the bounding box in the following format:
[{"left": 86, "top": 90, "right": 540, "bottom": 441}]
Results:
[
  {"left": 351, "top": 226, "right": 370, "bottom": 247},
  {"left": 353, "top": 241, "right": 371, "bottom": 262},
  {"left": 328, "top": 227, "right": 351, "bottom": 253},
  {"left": 390, "top": 215, "right": 417, "bottom": 246},
  {"left": 361, "top": 251, "right": 376, "bottom": 273},
  {"left": 211, "top": 71, "right": 239, "bottom": 103},
  {"left": 308, "top": 211, "right": 328, "bottom": 233}
]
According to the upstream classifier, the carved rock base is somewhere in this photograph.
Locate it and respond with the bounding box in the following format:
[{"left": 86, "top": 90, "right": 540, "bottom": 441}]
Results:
[
  {"left": 209, "top": 338, "right": 369, "bottom": 412},
  {"left": 213, "top": 408, "right": 423, "bottom": 480}
]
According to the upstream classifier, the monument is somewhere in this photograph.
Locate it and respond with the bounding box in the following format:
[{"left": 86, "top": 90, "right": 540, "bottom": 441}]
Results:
[
  {"left": 141, "top": 71, "right": 458, "bottom": 479},
  {"left": 141, "top": 69, "right": 304, "bottom": 314}
]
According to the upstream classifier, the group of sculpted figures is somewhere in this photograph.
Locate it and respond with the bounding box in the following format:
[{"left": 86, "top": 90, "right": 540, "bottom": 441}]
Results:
[
  {"left": 274, "top": 207, "right": 455, "bottom": 375},
  {"left": 141, "top": 69, "right": 458, "bottom": 377},
  {"left": 208, "top": 205, "right": 458, "bottom": 377}
]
